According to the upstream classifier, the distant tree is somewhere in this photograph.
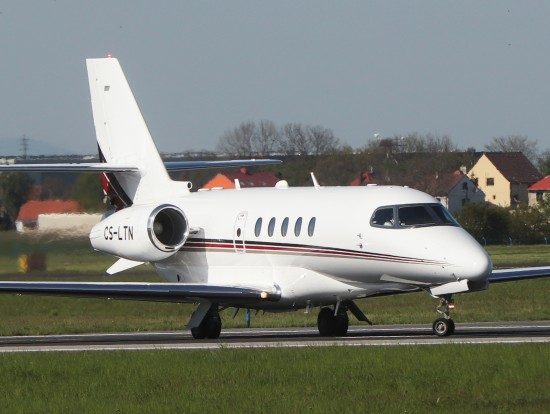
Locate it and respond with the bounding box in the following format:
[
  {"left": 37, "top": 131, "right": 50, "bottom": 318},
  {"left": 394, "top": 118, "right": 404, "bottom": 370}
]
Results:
[
  {"left": 277, "top": 123, "right": 309, "bottom": 156},
  {"left": 307, "top": 125, "right": 339, "bottom": 155},
  {"left": 485, "top": 135, "right": 538, "bottom": 162},
  {"left": 71, "top": 173, "right": 105, "bottom": 212},
  {"left": 217, "top": 121, "right": 256, "bottom": 156},
  {"left": 366, "top": 133, "right": 457, "bottom": 156},
  {"left": 40, "top": 176, "right": 69, "bottom": 200},
  {"left": 537, "top": 150, "right": 550, "bottom": 176},
  {"left": 254, "top": 120, "right": 279, "bottom": 156},
  {"left": 0, "top": 172, "right": 33, "bottom": 227},
  {"left": 508, "top": 205, "right": 550, "bottom": 243}
]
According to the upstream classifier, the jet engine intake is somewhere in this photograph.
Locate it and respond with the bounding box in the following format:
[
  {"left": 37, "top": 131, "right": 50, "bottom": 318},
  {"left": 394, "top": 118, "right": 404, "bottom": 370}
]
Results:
[{"left": 148, "top": 205, "right": 188, "bottom": 252}]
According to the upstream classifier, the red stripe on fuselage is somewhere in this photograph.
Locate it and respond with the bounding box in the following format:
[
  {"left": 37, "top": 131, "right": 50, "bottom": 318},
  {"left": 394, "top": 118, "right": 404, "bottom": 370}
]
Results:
[{"left": 181, "top": 239, "right": 445, "bottom": 266}]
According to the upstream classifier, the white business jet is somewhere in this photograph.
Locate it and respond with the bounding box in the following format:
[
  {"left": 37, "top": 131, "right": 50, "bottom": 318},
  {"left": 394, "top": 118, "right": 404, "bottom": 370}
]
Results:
[{"left": 0, "top": 57, "right": 548, "bottom": 339}]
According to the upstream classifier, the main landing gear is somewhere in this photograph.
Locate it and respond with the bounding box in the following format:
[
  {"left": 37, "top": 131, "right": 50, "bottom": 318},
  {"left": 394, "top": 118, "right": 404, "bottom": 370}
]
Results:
[
  {"left": 432, "top": 295, "right": 455, "bottom": 337},
  {"left": 317, "top": 306, "right": 349, "bottom": 336},
  {"left": 191, "top": 305, "right": 222, "bottom": 339},
  {"left": 316, "top": 300, "right": 372, "bottom": 337}
]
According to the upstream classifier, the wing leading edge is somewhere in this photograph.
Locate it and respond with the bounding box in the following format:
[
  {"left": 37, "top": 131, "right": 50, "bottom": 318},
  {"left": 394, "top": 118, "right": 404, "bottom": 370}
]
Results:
[
  {"left": 489, "top": 266, "right": 550, "bottom": 283},
  {"left": 0, "top": 281, "right": 281, "bottom": 305}
]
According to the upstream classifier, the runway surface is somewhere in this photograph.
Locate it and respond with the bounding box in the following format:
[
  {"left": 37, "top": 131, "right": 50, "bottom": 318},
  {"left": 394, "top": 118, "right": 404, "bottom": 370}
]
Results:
[{"left": 0, "top": 321, "right": 549, "bottom": 353}]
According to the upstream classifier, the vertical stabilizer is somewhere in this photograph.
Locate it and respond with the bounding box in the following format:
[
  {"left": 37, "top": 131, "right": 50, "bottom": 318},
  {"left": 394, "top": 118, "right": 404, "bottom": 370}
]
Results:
[{"left": 87, "top": 57, "right": 181, "bottom": 205}]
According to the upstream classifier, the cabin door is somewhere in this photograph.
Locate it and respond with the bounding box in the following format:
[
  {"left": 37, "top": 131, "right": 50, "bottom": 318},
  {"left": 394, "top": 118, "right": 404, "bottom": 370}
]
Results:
[{"left": 233, "top": 211, "right": 248, "bottom": 253}]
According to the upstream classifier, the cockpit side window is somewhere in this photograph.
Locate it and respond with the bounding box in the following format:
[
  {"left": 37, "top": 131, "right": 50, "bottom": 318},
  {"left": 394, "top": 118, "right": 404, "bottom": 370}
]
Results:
[
  {"left": 398, "top": 205, "right": 435, "bottom": 227},
  {"left": 430, "top": 204, "right": 459, "bottom": 226},
  {"left": 371, "top": 207, "right": 396, "bottom": 228},
  {"left": 371, "top": 203, "right": 458, "bottom": 229}
]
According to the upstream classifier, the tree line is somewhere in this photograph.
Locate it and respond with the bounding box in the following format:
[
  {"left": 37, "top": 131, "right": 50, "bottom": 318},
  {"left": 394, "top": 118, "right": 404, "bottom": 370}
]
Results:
[{"left": 217, "top": 120, "right": 339, "bottom": 157}]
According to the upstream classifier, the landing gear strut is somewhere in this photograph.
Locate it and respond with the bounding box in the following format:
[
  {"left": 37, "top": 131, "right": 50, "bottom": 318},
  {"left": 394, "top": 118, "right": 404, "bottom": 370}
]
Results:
[
  {"left": 317, "top": 306, "right": 349, "bottom": 337},
  {"left": 191, "top": 305, "right": 222, "bottom": 339},
  {"left": 432, "top": 295, "right": 455, "bottom": 337}
]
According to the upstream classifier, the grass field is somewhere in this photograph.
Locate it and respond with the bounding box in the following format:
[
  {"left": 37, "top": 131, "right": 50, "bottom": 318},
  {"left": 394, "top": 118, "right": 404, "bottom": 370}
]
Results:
[
  {"left": 1, "top": 233, "right": 549, "bottom": 412},
  {"left": 0, "top": 345, "right": 548, "bottom": 413}
]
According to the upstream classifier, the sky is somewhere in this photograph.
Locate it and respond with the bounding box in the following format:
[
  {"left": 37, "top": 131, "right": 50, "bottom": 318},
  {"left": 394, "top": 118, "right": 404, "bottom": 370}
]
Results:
[{"left": 1, "top": 1, "right": 550, "bottom": 156}]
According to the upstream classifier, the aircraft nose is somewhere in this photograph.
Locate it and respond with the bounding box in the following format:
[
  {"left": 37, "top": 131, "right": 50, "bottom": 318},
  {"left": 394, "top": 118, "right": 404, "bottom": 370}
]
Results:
[{"left": 456, "top": 238, "right": 492, "bottom": 290}]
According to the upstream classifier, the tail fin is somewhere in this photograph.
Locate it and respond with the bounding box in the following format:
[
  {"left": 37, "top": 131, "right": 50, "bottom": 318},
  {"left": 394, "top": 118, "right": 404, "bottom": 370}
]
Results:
[{"left": 87, "top": 57, "right": 185, "bottom": 205}]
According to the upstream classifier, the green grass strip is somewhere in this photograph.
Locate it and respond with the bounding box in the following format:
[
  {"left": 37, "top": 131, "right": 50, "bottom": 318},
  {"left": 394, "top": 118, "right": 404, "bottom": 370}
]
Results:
[{"left": 1, "top": 345, "right": 548, "bottom": 413}]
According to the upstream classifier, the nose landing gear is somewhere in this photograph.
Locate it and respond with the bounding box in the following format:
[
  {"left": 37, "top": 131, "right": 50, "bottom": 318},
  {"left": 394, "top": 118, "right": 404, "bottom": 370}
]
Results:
[{"left": 432, "top": 295, "right": 455, "bottom": 337}]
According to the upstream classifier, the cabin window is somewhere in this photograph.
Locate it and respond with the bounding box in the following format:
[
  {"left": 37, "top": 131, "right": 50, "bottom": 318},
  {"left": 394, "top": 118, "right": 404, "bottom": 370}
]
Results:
[
  {"left": 281, "top": 217, "right": 289, "bottom": 237},
  {"left": 308, "top": 217, "right": 316, "bottom": 236},
  {"left": 486, "top": 178, "right": 494, "bottom": 186},
  {"left": 254, "top": 218, "right": 262, "bottom": 237},
  {"left": 294, "top": 217, "right": 303, "bottom": 236},
  {"left": 268, "top": 217, "right": 276, "bottom": 237}
]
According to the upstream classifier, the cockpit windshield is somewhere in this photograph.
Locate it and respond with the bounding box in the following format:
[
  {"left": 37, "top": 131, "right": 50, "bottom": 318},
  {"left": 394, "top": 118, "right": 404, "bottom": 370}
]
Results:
[{"left": 370, "top": 203, "right": 459, "bottom": 229}]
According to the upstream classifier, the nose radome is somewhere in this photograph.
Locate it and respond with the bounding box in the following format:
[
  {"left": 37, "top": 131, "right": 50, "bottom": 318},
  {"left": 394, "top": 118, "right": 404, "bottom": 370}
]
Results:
[{"left": 455, "top": 240, "right": 492, "bottom": 291}]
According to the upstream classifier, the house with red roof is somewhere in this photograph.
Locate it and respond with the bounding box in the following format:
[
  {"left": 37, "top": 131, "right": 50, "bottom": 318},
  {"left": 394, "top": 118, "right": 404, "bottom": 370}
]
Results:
[
  {"left": 201, "top": 168, "right": 280, "bottom": 190},
  {"left": 16, "top": 200, "right": 81, "bottom": 231},
  {"left": 350, "top": 171, "right": 379, "bottom": 186},
  {"left": 528, "top": 176, "right": 550, "bottom": 206},
  {"left": 468, "top": 152, "right": 542, "bottom": 207}
]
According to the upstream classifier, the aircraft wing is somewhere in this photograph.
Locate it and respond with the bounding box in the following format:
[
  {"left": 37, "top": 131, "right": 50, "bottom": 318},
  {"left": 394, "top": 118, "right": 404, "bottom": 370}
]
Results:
[
  {"left": 0, "top": 281, "right": 281, "bottom": 305},
  {"left": 489, "top": 266, "right": 550, "bottom": 283}
]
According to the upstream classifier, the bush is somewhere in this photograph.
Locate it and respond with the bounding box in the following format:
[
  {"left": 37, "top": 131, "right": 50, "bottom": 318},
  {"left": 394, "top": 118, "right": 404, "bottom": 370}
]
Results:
[{"left": 455, "top": 203, "right": 511, "bottom": 243}]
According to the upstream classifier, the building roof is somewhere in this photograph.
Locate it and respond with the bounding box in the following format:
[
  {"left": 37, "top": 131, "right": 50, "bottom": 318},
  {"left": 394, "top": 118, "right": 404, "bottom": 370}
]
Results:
[
  {"left": 482, "top": 152, "right": 542, "bottom": 184},
  {"left": 202, "top": 168, "right": 280, "bottom": 189},
  {"left": 350, "top": 171, "right": 379, "bottom": 186},
  {"left": 528, "top": 175, "right": 550, "bottom": 191},
  {"left": 430, "top": 170, "right": 467, "bottom": 195},
  {"left": 16, "top": 200, "right": 81, "bottom": 222}
]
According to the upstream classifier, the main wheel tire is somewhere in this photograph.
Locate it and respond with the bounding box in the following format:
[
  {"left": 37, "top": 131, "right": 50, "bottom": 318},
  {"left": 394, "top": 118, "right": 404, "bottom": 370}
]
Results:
[
  {"left": 433, "top": 318, "right": 453, "bottom": 337},
  {"left": 204, "top": 314, "right": 222, "bottom": 339},
  {"left": 317, "top": 307, "right": 336, "bottom": 336},
  {"left": 447, "top": 319, "right": 455, "bottom": 335},
  {"left": 334, "top": 312, "right": 349, "bottom": 336},
  {"left": 191, "top": 325, "right": 206, "bottom": 339}
]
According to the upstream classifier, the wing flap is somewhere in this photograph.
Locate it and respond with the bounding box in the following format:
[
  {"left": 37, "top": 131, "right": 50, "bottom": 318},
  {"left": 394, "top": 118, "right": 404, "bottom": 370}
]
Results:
[{"left": 0, "top": 282, "right": 281, "bottom": 304}]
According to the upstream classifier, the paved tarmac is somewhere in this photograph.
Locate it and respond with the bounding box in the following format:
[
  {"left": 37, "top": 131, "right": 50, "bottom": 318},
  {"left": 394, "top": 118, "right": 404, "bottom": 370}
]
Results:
[{"left": 0, "top": 320, "right": 548, "bottom": 353}]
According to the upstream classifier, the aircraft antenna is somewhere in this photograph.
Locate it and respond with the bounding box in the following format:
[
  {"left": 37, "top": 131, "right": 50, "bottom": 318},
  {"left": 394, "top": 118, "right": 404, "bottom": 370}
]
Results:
[{"left": 310, "top": 172, "right": 320, "bottom": 190}]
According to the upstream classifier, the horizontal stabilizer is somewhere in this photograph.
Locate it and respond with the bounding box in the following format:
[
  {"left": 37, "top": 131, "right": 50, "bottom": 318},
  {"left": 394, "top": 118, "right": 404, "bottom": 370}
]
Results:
[
  {"left": 0, "top": 281, "right": 281, "bottom": 304},
  {"left": 0, "top": 163, "right": 138, "bottom": 172},
  {"left": 489, "top": 266, "right": 550, "bottom": 283},
  {"left": 164, "top": 159, "right": 281, "bottom": 171},
  {"left": 0, "top": 159, "right": 281, "bottom": 173}
]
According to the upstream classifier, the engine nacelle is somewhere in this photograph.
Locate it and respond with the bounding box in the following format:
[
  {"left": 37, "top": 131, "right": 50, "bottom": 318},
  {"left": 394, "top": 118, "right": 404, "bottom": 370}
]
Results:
[{"left": 89, "top": 204, "right": 189, "bottom": 262}]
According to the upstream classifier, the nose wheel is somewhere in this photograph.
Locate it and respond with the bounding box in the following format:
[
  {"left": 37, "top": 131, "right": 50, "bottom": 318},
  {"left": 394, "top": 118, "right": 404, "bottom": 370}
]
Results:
[{"left": 432, "top": 296, "right": 455, "bottom": 337}]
